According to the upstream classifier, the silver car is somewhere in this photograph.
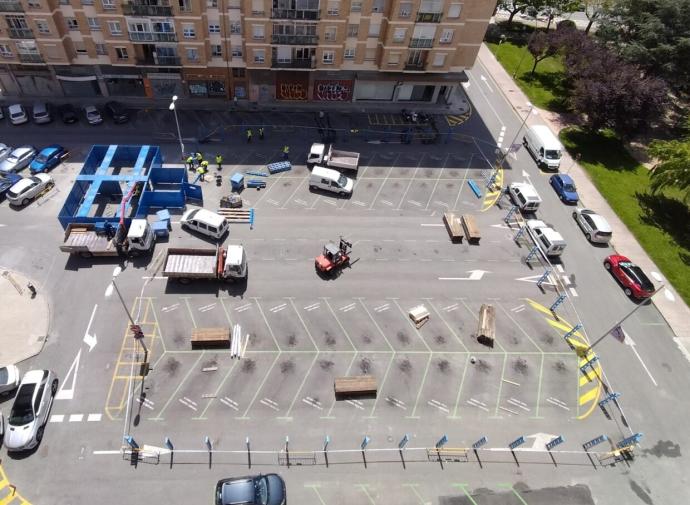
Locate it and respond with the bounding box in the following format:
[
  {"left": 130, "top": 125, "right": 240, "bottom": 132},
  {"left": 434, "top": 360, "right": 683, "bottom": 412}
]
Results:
[
  {"left": 32, "top": 102, "right": 52, "bottom": 124},
  {"left": 84, "top": 105, "right": 103, "bottom": 125},
  {"left": 0, "top": 146, "right": 37, "bottom": 174},
  {"left": 6, "top": 173, "right": 54, "bottom": 206},
  {"left": 8, "top": 104, "right": 28, "bottom": 125},
  {"left": 0, "top": 143, "right": 12, "bottom": 162},
  {"left": 572, "top": 208, "right": 612, "bottom": 244},
  {"left": 0, "top": 365, "right": 20, "bottom": 395},
  {"left": 4, "top": 369, "right": 58, "bottom": 451}
]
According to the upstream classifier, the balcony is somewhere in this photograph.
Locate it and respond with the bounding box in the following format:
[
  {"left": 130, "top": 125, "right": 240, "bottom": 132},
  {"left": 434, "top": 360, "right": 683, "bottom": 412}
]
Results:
[
  {"left": 18, "top": 52, "right": 43, "bottom": 63},
  {"left": 122, "top": 2, "right": 173, "bottom": 16},
  {"left": 271, "top": 8, "right": 320, "bottom": 20},
  {"left": 271, "top": 34, "right": 318, "bottom": 45},
  {"left": 129, "top": 32, "right": 177, "bottom": 42},
  {"left": 271, "top": 58, "right": 314, "bottom": 69},
  {"left": 404, "top": 61, "right": 426, "bottom": 71},
  {"left": 0, "top": 1, "right": 23, "bottom": 12},
  {"left": 416, "top": 12, "right": 442, "bottom": 22},
  {"left": 136, "top": 55, "right": 181, "bottom": 66},
  {"left": 8, "top": 27, "right": 34, "bottom": 39},
  {"left": 409, "top": 38, "right": 433, "bottom": 48}
]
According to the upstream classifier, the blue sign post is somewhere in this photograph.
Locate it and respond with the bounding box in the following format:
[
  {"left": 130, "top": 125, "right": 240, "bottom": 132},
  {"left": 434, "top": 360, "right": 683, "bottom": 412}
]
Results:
[
  {"left": 361, "top": 436, "right": 370, "bottom": 451},
  {"left": 472, "top": 436, "right": 488, "bottom": 450},
  {"left": 546, "top": 435, "right": 564, "bottom": 451},
  {"left": 324, "top": 435, "right": 331, "bottom": 468},
  {"left": 509, "top": 436, "right": 524, "bottom": 467},
  {"left": 435, "top": 435, "right": 448, "bottom": 449},
  {"left": 399, "top": 434, "right": 410, "bottom": 450},
  {"left": 124, "top": 435, "right": 139, "bottom": 450},
  {"left": 165, "top": 436, "right": 174, "bottom": 468},
  {"left": 617, "top": 433, "right": 643, "bottom": 449},
  {"left": 583, "top": 435, "right": 607, "bottom": 451}
]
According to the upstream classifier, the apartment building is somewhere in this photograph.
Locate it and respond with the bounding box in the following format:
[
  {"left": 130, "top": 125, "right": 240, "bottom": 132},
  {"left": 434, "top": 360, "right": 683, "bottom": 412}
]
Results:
[{"left": 0, "top": 0, "right": 495, "bottom": 103}]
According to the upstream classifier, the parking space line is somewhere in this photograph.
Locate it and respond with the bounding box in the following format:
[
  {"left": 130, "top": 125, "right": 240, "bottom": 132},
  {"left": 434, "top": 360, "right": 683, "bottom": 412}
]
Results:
[
  {"left": 531, "top": 353, "right": 546, "bottom": 419},
  {"left": 368, "top": 154, "right": 400, "bottom": 210},
  {"left": 279, "top": 180, "right": 307, "bottom": 210},
  {"left": 451, "top": 484, "right": 479, "bottom": 505},
  {"left": 323, "top": 351, "right": 358, "bottom": 418},
  {"left": 182, "top": 297, "right": 198, "bottom": 328},
  {"left": 452, "top": 155, "right": 474, "bottom": 211},
  {"left": 322, "top": 298, "right": 357, "bottom": 351},
  {"left": 149, "top": 352, "right": 205, "bottom": 421},
  {"left": 497, "top": 484, "right": 530, "bottom": 505},
  {"left": 450, "top": 354, "right": 471, "bottom": 419},
  {"left": 252, "top": 298, "right": 282, "bottom": 351},
  {"left": 218, "top": 297, "right": 234, "bottom": 328},
  {"left": 280, "top": 352, "right": 319, "bottom": 419},
  {"left": 496, "top": 302, "right": 543, "bottom": 352},
  {"left": 238, "top": 352, "right": 282, "bottom": 419},
  {"left": 428, "top": 302, "right": 469, "bottom": 351},
  {"left": 395, "top": 156, "right": 424, "bottom": 210},
  {"left": 251, "top": 170, "right": 289, "bottom": 208},
  {"left": 366, "top": 353, "right": 395, "bottom": 418},
  {"left": 194, "top": 359, "right": 240, "bottom": 420},
  {"left": 407, "top": 353, "right": 433, "bottom": 419},
  {"left": 305, "top": 485, "right": 328, "bottom": 505},
  {"left": 356, "top": 298, "right": 395, "bottom": 352},
  {"left": 493, "top": 353, "right": 509, "bottom": 417},
  {"left": 392, "top": 300, "right": 432, "bottom": 352},
  {"left": 424, "top": 154, "right": 450, "bottom": 210},
  {"left": 402, "top": 484, "right": 427, "bottom": 505},
  {"left": 287, "top": 298, "right": 320, "bottom": 351},
  {"left": 355, "top": 484, "right": 378, "bottom": 505}
]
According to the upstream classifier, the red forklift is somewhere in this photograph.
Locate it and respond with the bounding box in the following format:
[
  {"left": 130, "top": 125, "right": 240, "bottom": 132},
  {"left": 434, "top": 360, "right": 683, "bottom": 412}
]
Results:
[{"left": 315, "top": 237, "right": 352, "bottom": 276}]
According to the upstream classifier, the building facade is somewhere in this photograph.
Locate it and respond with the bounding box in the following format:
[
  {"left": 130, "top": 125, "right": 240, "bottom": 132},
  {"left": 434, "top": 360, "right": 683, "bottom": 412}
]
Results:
[{"left": 0, "top": 0, "right": 495, "bottom": 102}]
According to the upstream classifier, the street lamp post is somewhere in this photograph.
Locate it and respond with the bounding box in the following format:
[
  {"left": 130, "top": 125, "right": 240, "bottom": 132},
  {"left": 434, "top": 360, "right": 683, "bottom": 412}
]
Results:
[
  {"left": 497, "top": 102, "right": 537, "bottom": 170},
  {"left": 106, "top": 266, "right": 149, "bottom": 362},
  {"left": 169, "top": 95, "right": 185, "bottom": 159}
]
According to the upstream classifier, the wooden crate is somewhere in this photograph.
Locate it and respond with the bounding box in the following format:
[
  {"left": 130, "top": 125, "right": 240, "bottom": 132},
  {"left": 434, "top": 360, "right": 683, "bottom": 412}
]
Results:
[
  {"left": 191, "top": 327, "right": 231, "bottom": 349},
  {"left": 477, "top": 304, "right": 495, "bottom": 348},
  {"left": 334, "top": 375, "right": 378, "bottom": 398},
  {"left": 461, "top": 214, "right": 481, "bottom": 244},
  {"left": 408, "top": 304, "right": 430, "bottom": 329},
  {"left": 443, "top": 212, "right": 464, "bottom": 243}
]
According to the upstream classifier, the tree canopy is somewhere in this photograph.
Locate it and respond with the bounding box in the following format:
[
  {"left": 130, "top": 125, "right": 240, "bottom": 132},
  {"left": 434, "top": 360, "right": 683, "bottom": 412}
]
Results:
[{"left": 649, "top": 136, "right": 690, "bottom": 203}]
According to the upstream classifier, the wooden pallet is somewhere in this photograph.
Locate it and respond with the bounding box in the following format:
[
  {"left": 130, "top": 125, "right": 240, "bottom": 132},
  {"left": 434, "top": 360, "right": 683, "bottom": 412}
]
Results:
[
  {"left": 217, "top": 208, "right": 252, "bottom": 223},
  {"left": 334, "top": 375, "right": 378, "bottom": 398},
  {"left": 191, "top": 327, "right": 231, "bottom": 349}
]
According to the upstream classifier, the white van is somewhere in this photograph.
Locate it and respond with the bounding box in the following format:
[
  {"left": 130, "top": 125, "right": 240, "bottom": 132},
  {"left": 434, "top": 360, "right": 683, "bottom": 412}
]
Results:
[
  {"left": 508, "top": 182, "right": 542, "bottom": 212},
  {"left": 309, "top": 165, "right": 353, "bottom": 195},
  {"left": 526, "top": 219, "right": 567, "bottom": 257},
  {"left": 523, "top": 125, "right": 562, "bottom": 170},
  {"left": 181, "top": 208, "right": 229, "bottom": 240}
]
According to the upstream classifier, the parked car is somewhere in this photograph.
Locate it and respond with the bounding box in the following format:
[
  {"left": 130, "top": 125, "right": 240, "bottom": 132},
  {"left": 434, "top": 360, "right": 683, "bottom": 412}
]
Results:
[
  {"left": 526, "top": 219, "right": 567, "bottom": 257},
  {"left": 0, "top": 146, "right": 37, "bottom": 174},
  {"left": 6, "top": 173, "right": 54, "bottom": 206},
  {"left": 32, "top": 102, "right": 52, "bottom": 124},
  {"left": 4, "top": 369, "right": 58, "bottom": 451},
  {"left": 104, "top": 101, "right": 129, "bottom": 124},
  {"left": 84, "top": 105, "right": 103, "bottom": 125},
  {"left": 572, "top": 208, "right": 612, "bottom": 244},
  {"left": 30, "top": 145, "right": 68, "bottom": 173},
  {"left": 180, "top": 208, "right": 229, "bottom": 240},
  {"left": 215, "top": 474, "right": 286, "bottom": 505},
  {"left": 0, "top": 143, "right": 12, "bottom": 162},
  {"left": 549, "top": 173, "right": 579, "bottom": 204},
  {"left": 0, "top": 172, "right": 22, "bottom": 199},
  {"left": 604, "top": 254, "right": 655, "bottom": 299},
  {"left": 0, "top": 365, "right": 20, "bottom": 395},
  {"left": 0, "top": 106, "right": 4, "bottom": 120},
  {"left": 8, "top": 104, "right": 28, "bottom": 125},
  {"left": 58, "top": 103, "right": 78, "bottom": 124}
]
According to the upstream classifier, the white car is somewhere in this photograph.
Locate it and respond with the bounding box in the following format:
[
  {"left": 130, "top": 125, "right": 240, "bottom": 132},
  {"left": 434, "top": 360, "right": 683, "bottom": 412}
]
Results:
[
  {"left": 8, "top": 104, "right": 28, "bottom": 125},
  {"left": 4, "top": 369, "right": 58, "bottom": 451},
  {"left": 84, "top": 105, "right": 103, "bottom": 125},
  {"left": 6, "top": 173, "right": 54, "bottom": 206},
  {"left": 0, "top": 364, "right": 20, "bottom": 395},
  {"left": 572, "top": 208, "right": 612, "bottom": 244},
  {"left": 0, "top": 145, "right": 37, "bottom": 174},
  {"left": 0, "top": 143, "right": 12, "bottom": 162}
]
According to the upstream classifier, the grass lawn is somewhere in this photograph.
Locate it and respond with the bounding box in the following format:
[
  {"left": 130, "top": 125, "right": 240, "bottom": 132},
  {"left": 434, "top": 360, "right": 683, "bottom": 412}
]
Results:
[
  {"left": 486, "top": 40, "right": 569, "bottom": 112},
  {"left": 560, "top": 127, "right": 690, "bottom": 306}
]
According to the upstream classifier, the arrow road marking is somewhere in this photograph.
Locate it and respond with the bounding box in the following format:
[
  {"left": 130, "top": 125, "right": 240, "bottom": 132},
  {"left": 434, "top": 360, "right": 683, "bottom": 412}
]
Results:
[
  {"left": 480, "top": 75, "right": 493, "bottom": 93},
  {"left": 83, "top": 304, "right": 98, "bottom": 352},
  {"left": 56, "top": 349, "right": 81, "bottom": 400},
  {"left": 625, "top": 331, "right": 658, "bottom": 387},
  {"left": 439, "top": 270, "right": 490, "bottom": 281}
]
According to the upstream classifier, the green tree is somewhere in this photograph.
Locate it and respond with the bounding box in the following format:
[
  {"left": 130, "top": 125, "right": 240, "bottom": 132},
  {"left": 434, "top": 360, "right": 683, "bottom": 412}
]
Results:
[
  {"left": 582, "top": 0, "right": 614, "bottom": 34},
  {"left": 527, "top": 31, "right": 558, "bottom": 74},
  {"left": 649, "top": 137, "right": 690, "bottom": 203},
  {"left": 498, "top": 0, "right": 546, "bottom": 26}
]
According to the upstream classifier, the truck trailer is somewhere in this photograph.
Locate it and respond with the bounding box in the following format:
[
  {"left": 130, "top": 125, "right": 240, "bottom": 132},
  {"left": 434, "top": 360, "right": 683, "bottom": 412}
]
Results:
[
  {"left": 307, "top": 143, "right": 360, "bottom": 171},
  {"left": 162, "top": 245, "right": 247, "bottom": 284}
]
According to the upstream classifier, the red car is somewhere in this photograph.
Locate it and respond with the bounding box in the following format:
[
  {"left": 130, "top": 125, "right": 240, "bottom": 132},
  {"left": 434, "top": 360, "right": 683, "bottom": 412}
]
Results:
[{"left": 604, "top": 254, "right": 655, "bottom": 299}]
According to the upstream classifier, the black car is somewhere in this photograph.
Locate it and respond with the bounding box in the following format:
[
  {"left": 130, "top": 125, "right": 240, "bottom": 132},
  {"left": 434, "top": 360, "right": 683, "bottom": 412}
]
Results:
[
  {"left": 215, "top": 474, "right": 286, "bottom": 505},
  {"left": 58, "top": 104, "right": 78, "bottom": 124},
  {"left": 105, "top": 101, "right": 129, "bottom": 124}
]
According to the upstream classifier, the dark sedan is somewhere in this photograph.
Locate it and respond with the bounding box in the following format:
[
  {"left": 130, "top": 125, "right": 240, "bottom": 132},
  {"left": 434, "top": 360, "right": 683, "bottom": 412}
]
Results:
[
  {"left": 215, "top": 474, "right": 286, "bottom": 505},
  {"left": 58, "top": 104, "right": 78, "bottom": 124},
  {"left": 105, "top": 101, "right": 129, "bottom": 124}
]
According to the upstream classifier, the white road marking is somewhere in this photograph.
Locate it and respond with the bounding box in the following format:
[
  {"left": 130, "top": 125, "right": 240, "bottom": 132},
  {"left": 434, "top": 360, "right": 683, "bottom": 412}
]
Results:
[
  {"left": 321, "top": 199, "right": 337, "bottom": 206},
  {"left": 161, "top": 303, "right": 180, "bottom": 313},
  {"left": 443, "top": 303, "right": 459, "bottom": 312},
  {"left": 428, "top": 399, "right": 450, "bottom": 413},
  {"left": 433, "top": 200, "right": 449, "bottom": 208},
  {"left": 373, "top": 303, "right": 390, "bottom": 313},
  {"left": 386, "top": 396, "right": 407, "bottom": 410},
  {"left": 267, "top": 199, "right": 279, "bottom": 206},
  {"left": 179, "top": 397, "right": 198, "bottom": 411},
  {"left": 407, "top": 200, "right": 422, "bottom": 207},
  {"left": 302, "top": 396, "right": 323, "bottom": 410},
  {"left": 220, "top": 397, "right": 239, "bottom": 410},
  {"left": 49, "top": 414, "right": 64, "bottom": 423},
  {"left": 294, "top": 198, "right": 308, "bottom": 206},
  {"left": 339, "top": 302, "right": 356, "bottom": 312},
  {"left": 507, "top": 398, "right": 530, "bottom": 412},
  {"left": 260, "top": 398, "right": 280, "bottom": 411},
  {"left": 87, "top": 413, "right": 102, "bottom": 422},
  {"left": 561, "top": 276, "right": 571, "bottom": 286},
  {"left": 137, "top": 397, "right": 155, "bottom": 410},
  {"left": 235, "top": 303, "right": 252, "bottom": 312},
  {"left": 467, "top": 398, "right": 490, "bottom": 412},
  {"left": 56, "top": 349, "right": 81, "bottom": 400},
  {"left": 303, "top": 302, "right": 320, "bottom": 311},
  {"left": 380, "top": 200, "right": 393, "bottom": 206},
  {"left": 82, "top": 304, "right": 98, "bottom": 352},
  {"left": 93, "top": 450, "right": 122, "bottom": 455},
  {"left": 625, "top": 332, "right": 658, "bottom": 386},
  {"left": 511, "top": 304, "right": 526, "bottom": 313},
  {"left": 420, "top": 223, "right": 443, "bottom": 227},
  {"left": 555, "top": 264, "right": 564, "bottom": 273},
  {"left": 569, "top": 287, "right": 579, "bottom": 297},
  {"left": 198, "top": 303, "right": 217, "bottom": 312},
  {"left": 269, "top": 303, "right": 287, "bottom": 313},
  {"left": 351, "top": 200, "right": 367, "bottom": 207},
  {"left": 546, "top": 397, "right": 569, "bottom": 410},
  {"left": 346, "top": 399, "right": 365, "bottom": 410},
  {"left": 69, "top": 414, "right": 84, "bottom": 422}
]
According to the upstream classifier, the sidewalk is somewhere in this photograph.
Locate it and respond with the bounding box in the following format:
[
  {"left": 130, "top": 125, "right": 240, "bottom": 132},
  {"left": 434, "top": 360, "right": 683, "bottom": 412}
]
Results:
[
  {"left": 476, "top": 43, "right": 690, "bottom": 348},
  {"left": 0, "top": 269, "right": 50, "bottom": 366}
]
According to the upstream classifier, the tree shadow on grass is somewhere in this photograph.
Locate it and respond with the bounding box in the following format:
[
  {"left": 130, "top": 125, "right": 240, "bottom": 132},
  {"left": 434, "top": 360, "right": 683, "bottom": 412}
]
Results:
[
  {"left": 560, "top": 128, "right": 641, "bottom": 173},
  {"left": 637, "top": 192, "right": 690, "bottom": 265},
  {"left": 519, "top": 72, "right": 570, "bottom": 112}
]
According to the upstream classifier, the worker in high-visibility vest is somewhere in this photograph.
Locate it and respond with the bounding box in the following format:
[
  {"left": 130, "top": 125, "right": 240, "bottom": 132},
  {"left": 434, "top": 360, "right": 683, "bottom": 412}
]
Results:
[
  {"left": 196, "top": 165, "right": 206, "bottom": 182},
  {"left": 215, "top": 154, "right": 223, "bottom": 170},
  {"left": 259, "top": 127, "right": 265, "bottom": 140},
  {"left": 195, "top": 152, "right": 203, "bottom": 166},
  {"left": 282, "top": 145, "right": 290, "bottom": 160},
  {"left": 186, "top": 155, "right": 194, "bottom": 171},
  {"left": 246, "top": 129, "right": 253, "bottom": 143},
  {"left": 201, "top": 160, "right": 209, "bottom": 174}
]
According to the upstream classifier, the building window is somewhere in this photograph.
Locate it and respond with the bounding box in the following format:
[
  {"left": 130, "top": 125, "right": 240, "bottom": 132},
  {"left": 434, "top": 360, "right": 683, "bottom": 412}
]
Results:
[
  {"left": 230, "top": 21, "right": 241, "bottom": 34},
  {"left": 399, "top": 2, "right": 411, "bottom": 17},
  {"left": 322, "top": 50, "right": 334, "bottom": 64},
  {"left": 433, "top": 53, "right": 446, "bottom": 66},
  {"left": 179, "top": 0, "right": 192, "bottom": 12},
  {"left": 0, "top": 44, "right": 12, "bottom": 57},
  {"left": 66, "top": 18, "right": 78, "bottom": 30},
  {"left": 108, "top": 21, "right": 122, "bottom": 35},
  {"left": 87, "top": 18, "right": 100, "bottom": 31},
  {"left": 35, "top": 20, "right": 50, "bottom": 34},
  {"left": 368, "top": 23, "right": 380, "bottom": 37},
  {"left": 231, "top": 46, "right": 243, "bottom": 57},
  {"left": 252, "top": 24, "right": 264, "bottom": 39},
  {"left": 101, "top": 0, "right": 115, "bottom": 9},
  {"left": 388, "top": 53, "right": 400, "bottom": 65},
  {"left": 211, "top": 44, "right": 222, "bottom": 56},
  {"left": 251, "top": 0, "right": 264, "bottom": 14},
  {"left": 27, "top": 0, "right": 41, "bottom": 7},
  {"left": 59, "top": 0, "right": 69, "bottom": 4},
  {"left": 186, "top": 47, "right": 199, "bottom": 61},
  {"left": 364, "top": 48, "right": 376, "bottom": 61},
  {"left": 344, "top": 47, "right": 355, "bottom": 59},
  {"left": 372, "top": 0, "right": 384, "bottom": 13},
  {"left": 209, "top": 23, "right": 220, "bottom": 33},
  {"left": 207, "top": 0, "right": 218, "bottom": 6},
  {"left": 350, "top": 1, "right": 361, "bottom": 12},
  {"left": 183, "top": 24, "right": 196, "bottom": 38},
  {"left": 75, "top": 44, "right": 87, "bottom": 54},
  {"left": 95, "top": 43, "right": 107, "bottom": 55},
  {"left": 115, "top": 47, "right": 128, "bottom": 59},
  {"left": 327, "top": 0, "right": 339, "bottom": 15},
  {"left": 253, "top": 48, "right": 264, "bottom": 63},
  {"left": 393, "top": 27, "right": 406, "bottom": 42},
  {"left": 324, "top": 26, "right": 336, "bottom": 41},
  {"left": 232, "top": 67, "right": 245, "bottom": 77},
  {"left": 440, "top": 29, "right": 453, "bottom": 43},
  {"left": 448, "top": 3, "right": 462, "bottom": 18},
  {"left": 347, "top": 24, "right": 358, "bottom": 37}
]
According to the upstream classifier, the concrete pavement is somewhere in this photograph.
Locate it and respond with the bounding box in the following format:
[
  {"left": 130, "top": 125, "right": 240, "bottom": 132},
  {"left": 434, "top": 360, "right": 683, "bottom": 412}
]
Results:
[
  {"left": 475, "top": 42, "right": 690, "bottom": 347},
  {"left": 0, "top": 269, "right": 49, "bottom": 365}
]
